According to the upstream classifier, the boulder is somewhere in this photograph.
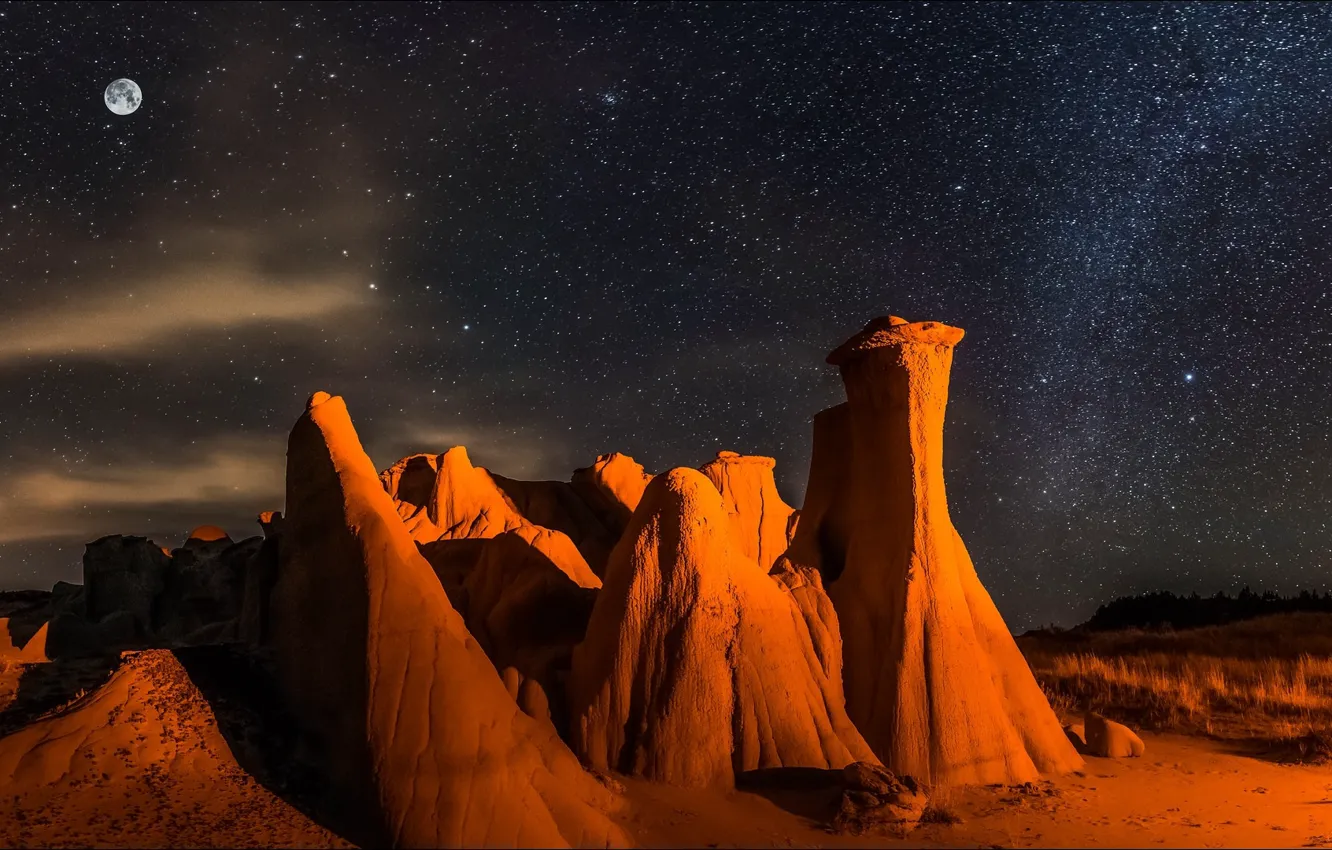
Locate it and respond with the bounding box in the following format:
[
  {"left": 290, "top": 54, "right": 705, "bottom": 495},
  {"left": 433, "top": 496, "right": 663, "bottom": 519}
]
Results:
[
  {"left": 699, "top": 451, "right": 796, "bottom": 571},
  {"left": 787, "top": 316, "right": 1083, "bottom": 785},
  {"left": 83, "top": 535, "right": 171, "bottom": 632},
  {"left": 1064, "top": 723, "right": 1088, "bottom": 753},
  {"left": 1084, "top": 712, "right": 1145, "bottom": 758},
  {"left": 269, "top": 391, "right": 629, "bottom": 848},
  {"left": 834, "top": 762, "right": 928, "bottom": 836},
  {"left": 568, "top": 467, "right": 877, "bottom": 788}
]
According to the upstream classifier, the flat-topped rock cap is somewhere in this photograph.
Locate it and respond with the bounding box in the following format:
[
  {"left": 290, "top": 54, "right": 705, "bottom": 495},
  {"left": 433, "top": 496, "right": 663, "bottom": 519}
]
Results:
[
  {"left": 707, "top": 451, "right": 776, "bottom": 468},
  {"left": 826, "top": 316, "right": 965, "bottom": 366}
]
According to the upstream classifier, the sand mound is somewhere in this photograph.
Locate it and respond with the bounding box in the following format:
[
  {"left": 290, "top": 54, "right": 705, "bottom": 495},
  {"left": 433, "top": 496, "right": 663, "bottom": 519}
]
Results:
[
  {"left": 270, "top": 391, "right": 629, "bottom": 848},
  {"left": 568, "top": 467, "right": 876, "bottom": 789},
  {"left": 789, "top": 317, "right": 1082, "bottom": 786},
  {"left": 700, "top": 451, "right": 796, "bottom": 571},
  {"left": 0, "top": 649, "right": 347, "bottom": 848}
]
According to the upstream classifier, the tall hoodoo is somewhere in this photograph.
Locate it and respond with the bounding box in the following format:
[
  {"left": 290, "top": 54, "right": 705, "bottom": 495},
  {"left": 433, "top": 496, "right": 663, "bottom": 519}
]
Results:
[
  {"left": 801, "top": 316, "right": 1082, "bottom": 786},
  {"left": 269, "top": 391, "right": 628, "bottom": 848}
]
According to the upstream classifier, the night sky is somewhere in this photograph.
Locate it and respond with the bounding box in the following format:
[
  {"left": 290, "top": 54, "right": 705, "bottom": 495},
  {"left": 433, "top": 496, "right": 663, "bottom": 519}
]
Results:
[{"left": 2, "top": 1, "right": 1329, "bottom": 629}]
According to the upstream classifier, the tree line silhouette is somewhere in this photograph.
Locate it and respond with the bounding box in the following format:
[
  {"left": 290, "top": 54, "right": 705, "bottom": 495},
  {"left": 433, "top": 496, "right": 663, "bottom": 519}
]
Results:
[{"left": 1083, "top": 587, "right": 1332, "bottom": 631}]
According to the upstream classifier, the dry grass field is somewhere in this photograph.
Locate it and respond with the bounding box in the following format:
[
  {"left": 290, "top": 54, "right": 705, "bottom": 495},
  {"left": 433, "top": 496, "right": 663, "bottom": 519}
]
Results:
[{"left": 1017, "top": 612, "right": 1332, "bottom": 756}]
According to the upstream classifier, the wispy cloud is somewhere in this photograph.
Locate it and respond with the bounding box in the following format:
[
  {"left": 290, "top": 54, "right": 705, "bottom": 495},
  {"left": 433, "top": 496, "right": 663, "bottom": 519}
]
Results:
[
  {"left": 0, "top": 269, "right": 367, "bottom": 361},
  {"left": 0, "top": 435, "right": 285, "bottom": 543}
]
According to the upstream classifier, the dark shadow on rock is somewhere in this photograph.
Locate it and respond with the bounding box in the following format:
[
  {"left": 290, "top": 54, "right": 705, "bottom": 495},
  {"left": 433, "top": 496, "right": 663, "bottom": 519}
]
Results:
[
  {"left": 417, "top": 538, "right": 488, "bottom": 614},
  {"left": 0, "top": 593, "right": 51, "bottom": 648},
  {"left": 735, "top": 766, "right": 844, "bottom": 824},
  {"left": 0, "top": 656, "right": 119, "bottom": 739},
  {"left": 171, "top": 644, "right": 381, "bottom": 848},
  {"left": 395, "top": 454, "right": 439, "bottom": 512}
]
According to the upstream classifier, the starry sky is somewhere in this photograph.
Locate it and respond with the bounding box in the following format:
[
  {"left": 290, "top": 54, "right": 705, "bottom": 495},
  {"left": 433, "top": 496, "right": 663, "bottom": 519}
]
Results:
[{"left": 1, "top": 1, "right": 1329, "bottom": 629}]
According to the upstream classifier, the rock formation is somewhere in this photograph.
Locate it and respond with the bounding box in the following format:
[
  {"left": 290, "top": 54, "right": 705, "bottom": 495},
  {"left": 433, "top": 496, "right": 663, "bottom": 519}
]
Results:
[
  {"left": 787, "top": 316, "right": 1083, "bottom": 786},
  {"left": 462, "top": 525, "right": 601, "bottom": 686},
  {"left": 83, "top": 535, "right": 170, "bottom": 632},
  {"left": 567, "top": 467, "right": 877, "bottom": 789},
  {"left": 381, "top": 448, "right": 528, "bottom": 542},
  {"left": 833, "top": 762, "right": 929, "bottom": 836},
  {"left": 779, "top": 403, "right": 854, "bottom": 583},
  {"left": 0, "top": 617, "right": 47, "bottom": 662},
  {"left": 185, "top": 524, "right": 231, "bottom": 544},
  {"left": 699, "top": 451, "right": 795, "bottom": 571},
  {"left": 570, "top": 453, "right": 653, "bottom": 530},
  {"left": 239, "top": 511, "right": 283, "bottom": 646},
  {"left": 1084, "top": 712, "right": 1145, "bottom": 758},
  {"left": 269, "top": 391, "right": 628, "bottom": 848},
  {"left": 488, "top": 474, "right": 621, "bottom": 576},
  {"left": 381, "top": 449, "right": 622, "bottom": 577},
  {"left": 769, "top": 558, "right": 847, "bottom": 708}
]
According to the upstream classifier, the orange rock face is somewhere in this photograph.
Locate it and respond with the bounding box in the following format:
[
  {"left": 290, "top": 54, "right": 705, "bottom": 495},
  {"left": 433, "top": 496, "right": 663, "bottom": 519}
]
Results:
[
  {"left": 790, "top": 317, "right": 1083, "bottom": 786},
  {"left": 381, "top": 449, "right": 624, "bottom": 577},
  {"left": 185, "top": 524, "right": 231, "bottom": 544},
  {"left": 567, "top": 467, "right": 877, "bottom": 789},
  {"left": 269, "top": 392, "right": 629, "bottom": 848},
  {"left": 699, "top": 451, "right": 795, "bottom": 571},
  {"left": 570, "top": 453, "right": 653, "bottom": 530},
  {"left": 380, "top": 448, "right": 527, "bottom": 542}
]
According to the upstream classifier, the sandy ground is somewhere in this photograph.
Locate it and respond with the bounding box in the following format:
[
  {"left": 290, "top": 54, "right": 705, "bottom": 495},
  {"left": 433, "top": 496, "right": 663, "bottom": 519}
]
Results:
[
  {"left": 614, "top": 733, "right": 1332, "bottom": 849},
  {"left": 5, "top": 653, "right": 1332, "bottom": 848}
]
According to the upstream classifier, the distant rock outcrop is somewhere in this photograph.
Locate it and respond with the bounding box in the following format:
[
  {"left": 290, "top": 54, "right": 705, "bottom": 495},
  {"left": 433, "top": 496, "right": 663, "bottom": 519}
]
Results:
[
  {"left": 568, "top": 467, "right": 877, "bottom": 789},
  {"left": 700, "top": 451, "right": 795, "bottom": 571},
  {"left": 570, "top": 453, "right": 653, "bottom": 531},
  {"left": 84, "top": 535, "right": 171, "bottom": 632},
  {"left": 381, "top": 448, "right": 623, "bottom": 577},
  {"left": 787, "top": 316, "right": 1083, "bottom": 786},
  {"left": 270, "top": 391, "right": 628, "bottom": 848}
]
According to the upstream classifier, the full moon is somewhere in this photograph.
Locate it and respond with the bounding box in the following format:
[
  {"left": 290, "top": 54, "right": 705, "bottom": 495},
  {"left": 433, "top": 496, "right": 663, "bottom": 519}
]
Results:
[{"left": 104, "top": 78, "right": 142, "bottom": 115}]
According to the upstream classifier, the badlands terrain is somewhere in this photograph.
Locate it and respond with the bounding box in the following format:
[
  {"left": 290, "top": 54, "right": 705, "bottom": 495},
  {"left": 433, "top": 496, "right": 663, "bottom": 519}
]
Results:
[{"left": 1, "top": 316, "right": 1330, "bottom": 848}]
